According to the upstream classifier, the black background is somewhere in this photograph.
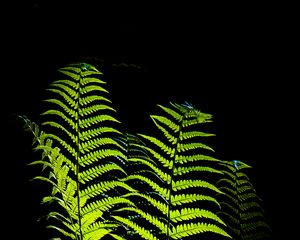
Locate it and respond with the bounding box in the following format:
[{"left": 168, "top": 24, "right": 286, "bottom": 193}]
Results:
[{"left": 2, "top": 2, "right": 296, "bottom": 239}]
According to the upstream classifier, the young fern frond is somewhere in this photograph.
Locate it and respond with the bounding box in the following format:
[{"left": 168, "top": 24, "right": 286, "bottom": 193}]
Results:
[{"left": 216, "top": 160, "right": 272, "bottom": 239}]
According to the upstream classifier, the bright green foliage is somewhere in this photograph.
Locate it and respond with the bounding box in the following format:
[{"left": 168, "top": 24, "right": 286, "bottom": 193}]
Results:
[
  {"left": 19, "top": 62, "right": 271, "bottom": 240},
  {"left": 120, "top": 103, "right": 231, "bottom": 239},
  {"left": 216, "top": 160, "right": 272, "bottom": 239},
  {"left": 21, "top": 63, "right": 137, "bottom": 239}
]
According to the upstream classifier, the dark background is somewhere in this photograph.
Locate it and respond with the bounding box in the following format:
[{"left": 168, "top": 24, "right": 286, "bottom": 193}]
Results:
[{"left": 2, "top": 2, "right": 296, "bottom": 239}]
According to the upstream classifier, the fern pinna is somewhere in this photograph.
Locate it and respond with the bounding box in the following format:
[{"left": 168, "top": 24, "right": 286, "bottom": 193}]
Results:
[
  {"left": 24, "top": 63, "right": 137, "bottom": 239},
  {"left": 119, "top": 102, "right": 231, "bottom": 239},
  {"left": 216, "top": 160, "right": 271, "bottom": 240}
]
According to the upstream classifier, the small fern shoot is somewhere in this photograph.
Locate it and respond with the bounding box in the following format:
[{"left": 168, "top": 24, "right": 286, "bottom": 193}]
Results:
[{"left": 216, "top": 160, "right": 272, "bottom": 239}]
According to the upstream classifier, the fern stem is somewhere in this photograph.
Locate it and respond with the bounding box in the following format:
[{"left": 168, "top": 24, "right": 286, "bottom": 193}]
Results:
[
  {"left": 166, "top": 115, "right": 184, "bottom": 240},
  {"left": 76, "top": 156, "right": 83, "bottom": 239},
  {"left": 75, "top": 72, "right": 83, "bottom": 240},
  {"left": 234, "top": 165, "right": 242, "bottom": 239}
]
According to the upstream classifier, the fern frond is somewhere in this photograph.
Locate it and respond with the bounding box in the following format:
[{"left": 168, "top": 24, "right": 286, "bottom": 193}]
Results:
[
  {"left": 216, "top": 160, "right": 271, "bottom": 239},
  {"left": 126, "top": 102, "right": 229, "bottom": 239},
  {"left": 24, "top": 63, "right": 137, "bottom": 239}
]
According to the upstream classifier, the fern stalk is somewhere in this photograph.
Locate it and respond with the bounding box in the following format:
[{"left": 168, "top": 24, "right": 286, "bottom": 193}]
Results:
[
  {"left": 75, "top": 73, "right": 83, "bottom": 240},
  {"left": 166, "top": 115, "right": 184, "bottom": 240}
]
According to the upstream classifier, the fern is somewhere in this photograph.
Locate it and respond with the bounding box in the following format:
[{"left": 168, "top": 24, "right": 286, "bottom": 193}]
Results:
[
  {"left": 21, "top": 63, "right": 137, "bottom": 239},
  {"left": 18, "top": 62, "right": 272, "bottom": 239},
  {"left": 120, "top": 102, "right": 231, "bottom": 239},
  {"left": 216, "top": 160, "right": 272, "bottom": 239}
]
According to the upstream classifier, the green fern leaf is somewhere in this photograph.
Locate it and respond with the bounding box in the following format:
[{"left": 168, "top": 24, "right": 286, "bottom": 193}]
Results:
[
  {"left": 24, "top": 63, "right": 137, "bottom": 239},
  {"left": 216, "top": 160, "right": 272, "bottom": 239},
  {"left": 126, "top": 102, "right": 229, "bottom": 239}
]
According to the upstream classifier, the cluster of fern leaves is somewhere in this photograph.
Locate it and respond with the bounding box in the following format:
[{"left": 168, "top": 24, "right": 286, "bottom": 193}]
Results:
[{"left": 19, "top": 62, "right": 271, "bottom": 239}]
